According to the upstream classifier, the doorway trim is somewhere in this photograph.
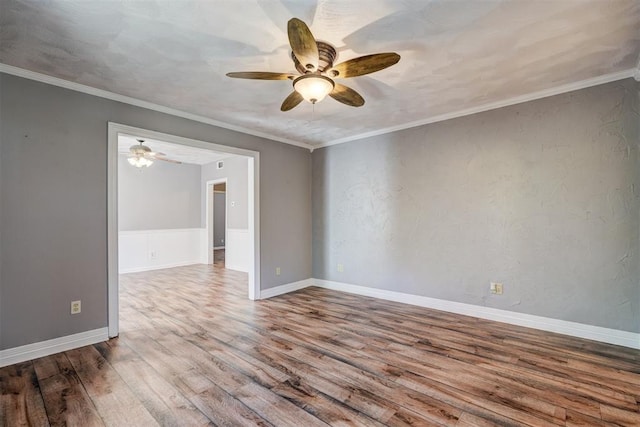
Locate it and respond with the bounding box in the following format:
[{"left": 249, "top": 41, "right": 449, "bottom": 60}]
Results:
[
  {"left": 107, "top": 122, "right": 261, "bottom": 338},
  {"left": 206, "top": 178, "right": 228, "bottom": 265}
]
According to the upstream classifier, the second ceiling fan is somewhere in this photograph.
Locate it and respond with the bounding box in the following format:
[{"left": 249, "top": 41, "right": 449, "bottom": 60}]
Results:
[
  {"left": 126, "top": 139, "right": 182, "bottom": 168},
  {"left": 227, "top": 18, "right": 400, "bottom": 111}
]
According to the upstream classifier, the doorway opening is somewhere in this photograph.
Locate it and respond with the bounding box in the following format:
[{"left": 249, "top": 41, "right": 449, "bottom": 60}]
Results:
[
  {"left": 206, "top": 179, "right": 227, "bottom": 267},
  {"left": 107, "top": 123, "right": 261, "bottom": 338}
]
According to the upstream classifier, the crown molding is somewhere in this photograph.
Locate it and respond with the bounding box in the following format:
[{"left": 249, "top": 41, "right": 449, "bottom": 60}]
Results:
[
  {"left": 0, "top": 63, "right": 314, "bottom": 151},
  {"left": 318, "top": 68, "right": 637, "bottom": 148},
  {"left": 2, "top": 63, "right": 635, "bottom": 151}
]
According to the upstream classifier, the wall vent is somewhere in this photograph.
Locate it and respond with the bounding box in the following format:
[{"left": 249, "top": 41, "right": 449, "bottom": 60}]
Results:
[{"left": 217, "top": 161, "right": 224, "bottom": 169}]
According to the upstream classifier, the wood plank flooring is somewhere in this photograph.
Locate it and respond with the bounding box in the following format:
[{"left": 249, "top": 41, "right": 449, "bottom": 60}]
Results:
[{"left": 2, "top": 262, "right": 639, "bottom": 426}]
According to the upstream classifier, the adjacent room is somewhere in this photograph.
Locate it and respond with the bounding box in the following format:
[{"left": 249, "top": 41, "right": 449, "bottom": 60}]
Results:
[
  {"left": 1, "top": 1, "right": 639, "bottom": 426},
  {"left": 117, "top": 134, "right": 252, "bottom": 277}
]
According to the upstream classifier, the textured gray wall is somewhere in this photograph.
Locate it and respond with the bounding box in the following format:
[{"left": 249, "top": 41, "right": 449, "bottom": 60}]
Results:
[
  {"left": 201, "top": 156, "right": 248, "bottom": 230},
  {"left": 214, "top": 192, "right": 226, "bottom": 247},
  {"left": 118, "top": 156, "right": 201, "bottom": 231},
  {"left": 313, "top": 79, "right": 640, "bottom": 333},
  {"left": 631, "top": 80, "right": 640, "bottom": 326},
  {"left": 0, "top": 73, "right": 311, "bottom": 349}
]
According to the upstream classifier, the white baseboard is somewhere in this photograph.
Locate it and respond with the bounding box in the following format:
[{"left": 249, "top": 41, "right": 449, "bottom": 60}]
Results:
[
  {"left": 0, "top": 327, "right": 109, "bottom": 368},
  {"left": 312, "top": 279, "right": 639, "bottom": 349},
  {"left": 259, "top": 279, "right": 315, "bottom": 299}
]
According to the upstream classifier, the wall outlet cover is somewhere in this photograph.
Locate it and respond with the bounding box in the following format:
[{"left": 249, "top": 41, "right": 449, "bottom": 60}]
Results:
[
  {"left": 71, "top": 300, "right": 81, "bottom": 314},
  {"left": 490, "top": 282, "right": 504, "bottom": 295}
]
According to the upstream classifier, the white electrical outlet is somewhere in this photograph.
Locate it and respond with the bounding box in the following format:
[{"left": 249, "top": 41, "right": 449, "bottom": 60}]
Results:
[
  {"left": 71, "top": 300, "right": 81, "bottom": 314},
  {"left": 490, "top": 282, "right": 504, "bottom": 295},
  {"left": 337, "top": 263, "right": 344, "bottom": 272},
  {"left": 276, "top": 267, "right": 281, "bottom": 276},
  {"left": 149, "top": 250, "right": 157, "bottom": 260}
]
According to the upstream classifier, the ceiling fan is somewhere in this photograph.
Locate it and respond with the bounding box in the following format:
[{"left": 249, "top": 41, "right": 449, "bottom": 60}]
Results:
[
  {"left": 126, "top": 139, "right": 182, "bottom": 168},
  {"left": 226, "top": 18, "right": 400, "bottom": 111}
]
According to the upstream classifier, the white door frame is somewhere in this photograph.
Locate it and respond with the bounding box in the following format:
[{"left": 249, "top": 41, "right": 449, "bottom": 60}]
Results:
[
  {"left": 206, "top": 178, "right": 228, "bottom": 264},
  {"left": 107, "top": 122, "right": 261, "bottom": 338}
]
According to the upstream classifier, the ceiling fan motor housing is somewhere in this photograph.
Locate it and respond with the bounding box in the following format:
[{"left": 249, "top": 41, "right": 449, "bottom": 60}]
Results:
[
  {"left": 292, "top": 41, "right": 337, "bottom": 74},
  {"left": 130, "top": 143, "right": 152, "bottom": 156}
]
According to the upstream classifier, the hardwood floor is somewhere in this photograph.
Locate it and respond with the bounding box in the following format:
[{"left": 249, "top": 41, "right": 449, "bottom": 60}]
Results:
[
  {"left": 2, "top": 263, "right": 639, "bottom": 426},
  {"left": 213, "top": 249, "right": 225, "bottom": 268}
]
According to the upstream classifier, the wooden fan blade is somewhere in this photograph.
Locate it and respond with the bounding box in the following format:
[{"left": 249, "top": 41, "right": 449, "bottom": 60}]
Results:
[
  {"left": 327, "top": 53, "right": 400, "bottom": 78},
  {"left": 287, "top": 18, "right": 319, "bottom": 71},
  {"left": 329, "top": 83, "right": 365, "bottom": 107},
  {"left": 226, "top": 72, "right": 295, "bottom": 80},
  {"left": 155, "top": 157, "right": 182, "bottom": 164},
  {"left": 143, "top": 152, "right": 181, "bottom": 164},
  {"left": 281, "top": 91, "right": 304, "bottom": 111}
]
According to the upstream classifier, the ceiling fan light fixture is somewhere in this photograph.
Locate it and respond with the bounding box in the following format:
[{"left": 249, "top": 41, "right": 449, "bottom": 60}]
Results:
[
  {"left": 293, "top": 74, "right": 334, "bottom": 104},
  {"left": 227, "top": 17, "right": 400, "bottom": 111},
  {"left": 128, "top": 156, "right": 153, "bottom": 168}
]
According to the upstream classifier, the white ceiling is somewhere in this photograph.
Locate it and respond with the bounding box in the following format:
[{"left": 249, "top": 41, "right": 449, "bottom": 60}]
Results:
[
  {"left": 1, "top": 0, "right": 639, "bottom": 148},
  {"left": 118, "top": 134, "right": 231, "bottom": 166}
]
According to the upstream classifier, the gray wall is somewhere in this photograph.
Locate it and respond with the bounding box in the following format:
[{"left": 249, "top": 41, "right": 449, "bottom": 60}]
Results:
[
  {"left": 313, "top": 79, "right": 640, "bottom": 333},
  {"left": 0, "top": 73, "right": 312, "bottom": 349},
  {"left": 118, "top": 155, "right": 201, "bottom": 231},
  {"left": 214, "top": 192, "right": 226, "bottom": 247},
  {"left": 201, "top": 156, "right": 248, "bottom": 230},
  {"left": 632, "top": 80, "right": 640, "bottom": 324}
]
